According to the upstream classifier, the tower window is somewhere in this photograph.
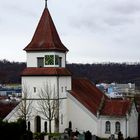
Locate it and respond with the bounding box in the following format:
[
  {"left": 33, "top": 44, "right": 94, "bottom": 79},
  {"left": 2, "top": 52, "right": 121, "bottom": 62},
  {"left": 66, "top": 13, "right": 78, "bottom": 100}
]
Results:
[
  {"left": 37, "top": 57, "right": 44, "bottom": 67},
  {"left": 45, "top": 55, "right": 54, "bottom": 65},
  {"left": 55, "top": 55, "right": 59, "bottom": 65},
  {"left": 59, "top": 57, "right": 62, "bottom": 67},
  {"left": 33, "top": 87, "right": 36, "bottom": 93}
]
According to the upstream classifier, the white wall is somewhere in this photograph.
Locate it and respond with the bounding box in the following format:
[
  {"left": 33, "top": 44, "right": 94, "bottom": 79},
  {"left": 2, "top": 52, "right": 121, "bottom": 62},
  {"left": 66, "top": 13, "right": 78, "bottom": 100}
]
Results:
[
  {"left": 26, "top": 52, "right": 66, "bottom": 68},
  {"left": 99, "top": 103, "right": 138, "bottom": 139},
  {"left": 22, "top": 76, "right": 57, "bottom": 98},
  {"left": 128, "top": 103, "right": 138, "bottom": 138},
  {"left": 67, "top": 93, "right": 98, "bottom": 134},
  {"left": 99, "top": 116, "right": 126, "bottom": 139},
  {"left": 55, "top": 76, "right": 72, "bottom": 132},
  {"left": 21, "top": 75, "right": 71, "bottom": 133}
]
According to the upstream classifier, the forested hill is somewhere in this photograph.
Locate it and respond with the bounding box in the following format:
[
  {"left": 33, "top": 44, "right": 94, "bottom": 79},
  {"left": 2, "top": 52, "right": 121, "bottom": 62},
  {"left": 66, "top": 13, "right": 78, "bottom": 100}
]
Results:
[
  {"left": 0, "top": 59, "right": 140, "bottom": 86},
  {"left": 0, "top": 60, "right": 25, "bottom": 84},
  {"left": 67, "top": 63, "right": 140, "bottom": 86}
]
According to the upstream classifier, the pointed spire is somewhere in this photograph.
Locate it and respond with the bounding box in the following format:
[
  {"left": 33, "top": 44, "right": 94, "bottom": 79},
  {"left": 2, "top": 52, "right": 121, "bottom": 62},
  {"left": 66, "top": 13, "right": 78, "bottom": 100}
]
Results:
[
  {"left": 45, "top": 0, "right": 47, "bottom": 8},
  {"left": 24, "top": 7, "right": 68, "bottom": 52}
]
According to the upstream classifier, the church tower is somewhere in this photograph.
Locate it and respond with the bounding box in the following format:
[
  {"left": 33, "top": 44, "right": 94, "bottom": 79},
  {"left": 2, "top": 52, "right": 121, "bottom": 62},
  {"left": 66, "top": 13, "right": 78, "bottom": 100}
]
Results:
[{"left": 22, "top": 2, "right": 72, "bottom": 133}]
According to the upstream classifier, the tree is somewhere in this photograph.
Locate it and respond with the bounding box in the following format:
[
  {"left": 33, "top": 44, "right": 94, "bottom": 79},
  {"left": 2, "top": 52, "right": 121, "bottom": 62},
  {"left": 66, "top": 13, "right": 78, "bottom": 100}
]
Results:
[
  {"left": 37, "top": 83, "right": 59, "bottom": 134},
  {"left": 16, "top": 85, "right": 32, "bottom": 127}
]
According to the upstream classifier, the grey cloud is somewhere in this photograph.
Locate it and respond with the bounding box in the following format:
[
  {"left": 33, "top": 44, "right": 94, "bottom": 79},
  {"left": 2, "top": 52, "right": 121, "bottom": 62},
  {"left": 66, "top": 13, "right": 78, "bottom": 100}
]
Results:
[
  {"left": 69, "top": 0, "right": 140, "bottom": 34},
  {"left": 110, "top": 1, "right": 140, "bottom": 15},
  {"left": 0, "top": 0, "right": 140, "bottom": 63},
  {"left": 104, "top": 16, "right": 134, "bottom": 26}
]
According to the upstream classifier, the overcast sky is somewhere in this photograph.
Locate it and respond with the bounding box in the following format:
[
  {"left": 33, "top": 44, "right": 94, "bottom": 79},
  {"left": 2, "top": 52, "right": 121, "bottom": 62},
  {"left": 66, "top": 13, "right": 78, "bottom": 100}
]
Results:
[{"left": 0, "top": 0, "right": 140, "bottom": 63}]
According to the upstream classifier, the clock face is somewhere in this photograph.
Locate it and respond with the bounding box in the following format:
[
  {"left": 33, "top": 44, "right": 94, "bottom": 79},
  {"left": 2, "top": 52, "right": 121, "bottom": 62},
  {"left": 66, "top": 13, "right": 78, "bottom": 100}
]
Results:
[{"left": 45, "top": 55, "right": 54, "bottom": 65}]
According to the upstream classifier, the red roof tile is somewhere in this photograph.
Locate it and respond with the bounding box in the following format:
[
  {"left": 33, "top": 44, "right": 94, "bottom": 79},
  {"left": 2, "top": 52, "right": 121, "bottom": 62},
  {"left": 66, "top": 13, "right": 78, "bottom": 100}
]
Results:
[
  {"left": 70, "top": 78, "right": 131, "bottom": 117},
  {"left": 24, "top": 8, "right": 68, "bottom": 52},
  {"left": 0, "top": 102, "right": 18, "bottom": 119},
  {"left": 22, "top": 67, "right": 71, "bottom": 76},
  {"left": 100, "top": 100, "right": 131, "bottom": 116}
]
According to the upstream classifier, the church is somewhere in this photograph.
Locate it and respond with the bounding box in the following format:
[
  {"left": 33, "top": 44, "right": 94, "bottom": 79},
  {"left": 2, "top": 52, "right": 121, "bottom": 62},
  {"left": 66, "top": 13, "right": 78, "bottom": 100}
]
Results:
[{"left": 4, "top": 2, "right": 138, "bottom": 139}]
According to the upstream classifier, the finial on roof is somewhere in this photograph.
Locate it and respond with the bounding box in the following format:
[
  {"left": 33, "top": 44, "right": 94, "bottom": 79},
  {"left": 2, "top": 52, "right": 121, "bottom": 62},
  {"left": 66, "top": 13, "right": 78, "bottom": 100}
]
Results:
[{"left": 45, "top": 0, "right": 48, "bottom": 8}]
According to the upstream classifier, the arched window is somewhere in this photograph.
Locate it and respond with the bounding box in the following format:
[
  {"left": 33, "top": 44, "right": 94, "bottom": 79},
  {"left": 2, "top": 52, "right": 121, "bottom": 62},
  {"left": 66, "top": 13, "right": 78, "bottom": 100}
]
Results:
[
  {"left": 105, "top": 121, "right": 111, "bottom": 133},
  {"left": 35, "top": 116, "right": 41, "bottom": 133},
  {"left": 27, "top": 121, "right": 31, "bottom": 131},
  {"left": 69, "top": 121, "right": 72, "bottom": 129},
  {"left": 61, "top": 114, "right": 63, "bottom": 125},
  {"left": 44, "top": 121, "right": 47, "bottom": 132},
  {"left": 115, "top": 122, "right": 120, "bottom": 133}
]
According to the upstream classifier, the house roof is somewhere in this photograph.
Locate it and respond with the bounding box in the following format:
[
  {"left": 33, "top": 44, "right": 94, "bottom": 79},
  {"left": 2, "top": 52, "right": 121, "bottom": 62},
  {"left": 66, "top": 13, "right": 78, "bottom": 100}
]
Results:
[
  {"left": 70, "top": 78, "right": 131, "bottom": 117},
  {"left": 24, "top": 7, "right": 68, "bottom": 52},
  {"left": 0, "top": 102, "right": 18, "bottom": 119},
  {"left": 21, "top": 67, "right": 71, "bottom": 76},
  {"left": 100, "top": 99, "right": 131, "bottom": 116}
]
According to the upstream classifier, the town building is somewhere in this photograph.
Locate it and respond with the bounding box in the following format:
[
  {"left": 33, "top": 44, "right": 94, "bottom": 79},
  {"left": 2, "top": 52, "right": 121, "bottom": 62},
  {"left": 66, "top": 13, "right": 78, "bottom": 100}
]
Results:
[
  {"left": 4, "top": 2, "right": 138, "bottom": 139},
  {"left": 96, "top": 83, "right": 136, "bottom": 98}
]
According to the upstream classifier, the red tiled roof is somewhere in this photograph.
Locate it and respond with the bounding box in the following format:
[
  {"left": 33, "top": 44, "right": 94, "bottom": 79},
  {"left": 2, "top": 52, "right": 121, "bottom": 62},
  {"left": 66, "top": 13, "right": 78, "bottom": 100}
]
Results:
[
  {"left": 0, "top": 102, "right": 18, "bottom": 119},
  {"left": 70, "top": 78, "right": 131, "bottom": 117},
  {"left": 100, "top": 99, "right": 131, "bottom": 116},
  {"left": 70, "top": 78, "right": 108, "bottom": 115},
  {"left": 24, "top": 8, "right": 68, "bottom": 52},
  {"left": 22, "top": 67, "right": 71, "bottom": 76}
]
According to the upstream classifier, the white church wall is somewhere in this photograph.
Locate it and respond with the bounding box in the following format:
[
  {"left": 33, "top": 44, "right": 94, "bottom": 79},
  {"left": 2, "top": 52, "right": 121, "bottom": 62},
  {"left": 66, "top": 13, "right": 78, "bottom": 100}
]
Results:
[
  {"left": 28, "top": 100, "right": 55, "bottom": 133},
  {"left": 59, "top": 99, "right": 68, "bottom": 132},
  {"left": 99, "top": 116, "right": 126, "bottom": 139},
  {"left": 59, "top": 77, "right": 72, "bottom": 98},
  {"left": 26, "top": 52, "right": 66, "bottom": 68},
  {"left": 67, "top": 93, "right": 98, "bottom": 135},
  {"left": 56, "top": 76, "right": 72, "bottom": 132},
  {"left": 22, "top": 76, "right": 58, "bottom": 98},
  {"left": 99, "top": 104, "right": 138, "bottom": 139},
  {"left": 128, "top": 103, "right": 138, "bottom": 138},
  {"left": 22, "top": 76, "right": 72, "bottom": 133}
]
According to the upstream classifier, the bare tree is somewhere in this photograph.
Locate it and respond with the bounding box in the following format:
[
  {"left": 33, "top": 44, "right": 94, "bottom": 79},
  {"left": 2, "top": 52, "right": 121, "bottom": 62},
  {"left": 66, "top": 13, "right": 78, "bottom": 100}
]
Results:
[
  {"left": 37, "top": 83, "right": 59, "bottom": 133},
  {"left": 17, "top": 85, "right": 33, "bottom": 125}
]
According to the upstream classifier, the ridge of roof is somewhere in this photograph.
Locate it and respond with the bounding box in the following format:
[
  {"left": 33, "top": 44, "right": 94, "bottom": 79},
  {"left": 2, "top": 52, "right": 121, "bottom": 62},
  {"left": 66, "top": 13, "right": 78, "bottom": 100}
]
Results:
[{"left": 24, "top": 8, "right": 68, "bottom": 52}]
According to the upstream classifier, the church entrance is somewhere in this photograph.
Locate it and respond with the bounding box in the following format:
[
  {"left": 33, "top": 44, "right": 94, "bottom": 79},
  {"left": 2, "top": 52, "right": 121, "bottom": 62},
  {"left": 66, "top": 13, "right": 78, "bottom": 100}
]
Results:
[{"left": 35, "top": 116, "right": 41, "bottom": 132}]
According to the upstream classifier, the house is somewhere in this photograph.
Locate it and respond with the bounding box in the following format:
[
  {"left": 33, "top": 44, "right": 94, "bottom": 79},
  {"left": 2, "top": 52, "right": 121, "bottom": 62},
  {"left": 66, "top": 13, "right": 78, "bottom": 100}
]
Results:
[
  {"left": 0, "top": 87, "right": 21, "bottom": 97},
  {"left": 97, "top": 83, "right": 136, "bottom": 98},
  {"left": 4, "top": 2, "right": 138, "bottom": 139}
]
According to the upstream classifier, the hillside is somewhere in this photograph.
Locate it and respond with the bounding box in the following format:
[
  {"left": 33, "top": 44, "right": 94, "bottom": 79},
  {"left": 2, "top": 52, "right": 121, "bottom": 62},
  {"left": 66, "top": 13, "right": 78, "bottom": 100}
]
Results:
[
  {"left": 0, "top": 59, "right": 26, "bottom": 84},
  {"left": 0, "top": 59, "right": 140, "bottom": 87},
  {"left": 67, "top": 63, "right": 140, "bottom": 86}
]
